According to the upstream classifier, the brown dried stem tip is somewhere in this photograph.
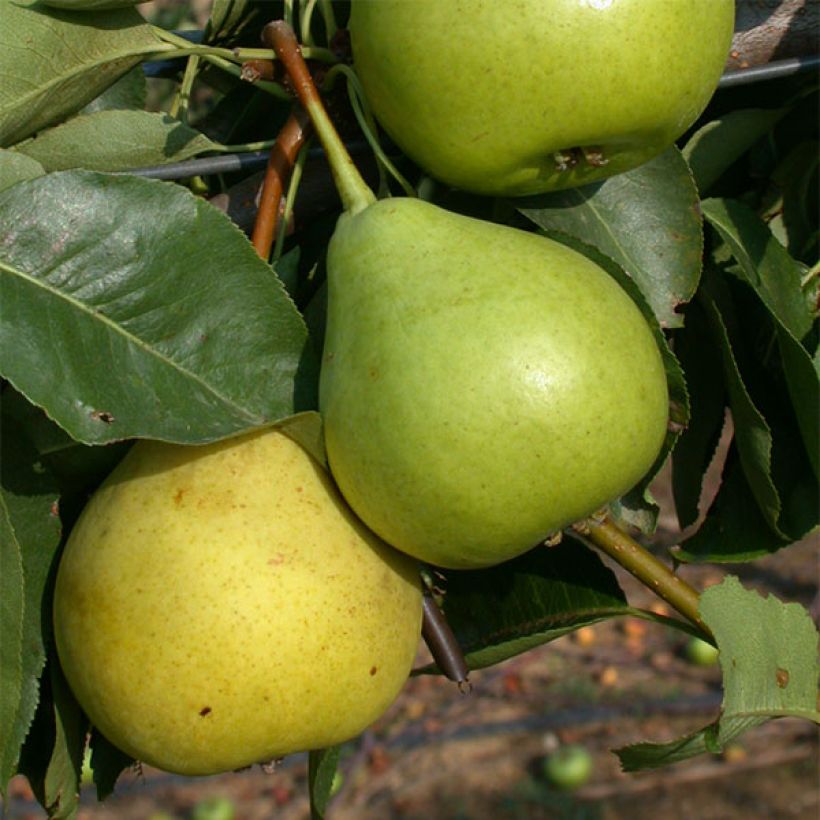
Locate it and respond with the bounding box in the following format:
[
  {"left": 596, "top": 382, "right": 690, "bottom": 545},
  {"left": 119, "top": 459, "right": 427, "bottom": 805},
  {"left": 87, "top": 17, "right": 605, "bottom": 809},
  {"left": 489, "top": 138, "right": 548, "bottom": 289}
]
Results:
[{"left": 422, "top": 590, "right": 470, "bottom": 689}]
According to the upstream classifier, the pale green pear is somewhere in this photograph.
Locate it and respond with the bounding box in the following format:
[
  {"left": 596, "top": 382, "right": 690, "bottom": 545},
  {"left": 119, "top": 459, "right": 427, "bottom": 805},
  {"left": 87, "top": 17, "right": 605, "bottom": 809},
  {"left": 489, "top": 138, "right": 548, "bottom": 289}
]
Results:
[
  {"left": 53, "top": 428, "right": 422, "bottom": 776},
  {"left": 350, "top": 0, "right": 735, "bottom": 195},
  {"left": 320, "top": 197, "right": 669, "bottom": 569}
]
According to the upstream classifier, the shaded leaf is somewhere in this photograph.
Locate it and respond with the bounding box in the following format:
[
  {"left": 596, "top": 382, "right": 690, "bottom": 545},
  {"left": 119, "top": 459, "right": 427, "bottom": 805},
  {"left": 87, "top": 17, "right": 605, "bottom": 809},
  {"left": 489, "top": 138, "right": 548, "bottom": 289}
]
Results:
[
  {"left": 698, "top": 282, "right": 784, "bottom": 536},
  {"left": 673, "top": 444, "right": 791, "bottom": 563},
  {"left": 17, "top": 660, "right": 86, "bottom": 819},
  {"left": 88, "top": 731, "right": 132, "bottom": 801},
  {"left": 42, "top": 0, "right": 146, "bottom": 8},
  {"left": 763, "top": 141, "right": 819, "bottom": 262},
  {"left": 277, "top": 412, "right": 326, "bottom": 468},
  {"left": 79, "top": 66, "right": 147, "bottom": 115},
  {"left": 0, "top": 417, "right": 62, "bottom": 794},
  {"left": 0, "top": 1, "right": 163, "bottom": 147},
  {"left": 13, "top": 111, "right": 220, "bottom": 172},
  {"left": 426, "top": 537, "right": 629, "bottom": 672},
  {"left": 671, "top": 299, "right": 727, "bottom": 529},
  {"left": 682, "top": 109, "right": 785, "bottom": 194},
  {"left": 308, "top": 746, "right": 340, "bottom": 820},
  {"left": 702, "top": 198, "right": 813, "bottom": 341},
  {"left": 0, "top": 150, "right": 45, "bottom": 193},
  {"left": 205, "top": 0, "right": 254, "bottom": 43},
  {"left": 0, "top": 170, "right": 316, "bottom": 445},
  {"left": 617, "top": 576, "right": 819, "bottom": 770},
  {"left": 517, "top": 148, "right": 702, "bottom": 328}
]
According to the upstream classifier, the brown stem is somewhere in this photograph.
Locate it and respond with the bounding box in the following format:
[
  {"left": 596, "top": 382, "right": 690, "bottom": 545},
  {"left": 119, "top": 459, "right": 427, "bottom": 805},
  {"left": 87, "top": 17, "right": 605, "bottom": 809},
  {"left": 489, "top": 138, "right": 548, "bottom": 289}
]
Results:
[
  {"left": 581, "top": 516, "right": 711, "bottom": 639},
  {"left": 421, "top": 590, "right": 470, "bottom": 689},
  {"left": 250, "top": 107, "right": 312, "bottom": 261}
]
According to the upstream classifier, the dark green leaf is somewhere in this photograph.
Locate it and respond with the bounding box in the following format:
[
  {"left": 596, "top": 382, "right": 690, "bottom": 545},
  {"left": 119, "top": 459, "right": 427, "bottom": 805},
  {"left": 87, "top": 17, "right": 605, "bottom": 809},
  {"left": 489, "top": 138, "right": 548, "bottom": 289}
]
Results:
[
  {"left": 671, "top": 299, "right": 727, "bottom": 529},
  {"left": 682, "top": 109, "right": 785, "bottom": 194},
  {"left": 0, "top": 150, "right": 45, "bottom": 193},
  {"left": 426, "top": 537, "right": 629, "bottom": 672},
  {"left": 673, "top": 444, "right": 792, "bottom": 563},
  {"left": 13, "top": 111, "right": 220, "bottom": 172},
  {"left": 205, "top": 0, "right": 254, "bottom": 43},
  {"left": 0, "top": 1, "right": 162, "bottom": 146},
  {"left": 277, "top": 412, "right": 326, "bottom": 468},
  {"left": 78, "top": 67, "right": 147, "bottom": 115},
  {"left": 0, "top": 171, "right": 317, "bottom": 445},
  {"left": 42, "top": 0, "right": 146, "bottom": 8},
  {"left": 702, "top": 198, "right": 813, "bottom": 341},
  {"left": 88, "top": 730, "right": 132, "bottom": 801},
  {"left": 17, "top": 660, "right": 86, "bottom": 819},
  {"left": 2, "top": 388, "right": 129, "bottom": 526},
  {"left": 0, "top": 417, "right": 62, "bottom": 794},
  {"left": 617, "top": 576, "right": 819, "bottom": 770},
  {"left": 308, "top": 746, "right": 340, "bottom": 820},
  {"left": 763, "top": 141, "right": 819, "bottom": 262},
  {"left": 517, "top": 148, "right": 702, "bottom": 328},
  {"left": 698, "top": 283, "right": 784, "bottom": 536}
]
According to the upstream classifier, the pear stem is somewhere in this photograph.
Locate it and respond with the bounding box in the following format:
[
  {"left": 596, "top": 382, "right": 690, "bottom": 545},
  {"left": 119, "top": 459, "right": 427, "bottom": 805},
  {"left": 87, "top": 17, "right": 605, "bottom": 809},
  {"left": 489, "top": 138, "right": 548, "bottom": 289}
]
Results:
[
  {"left": 579, "top": 516, "right": 711, "bottom": 639},
  {"left": 262, "top": 21, "right": 376, "bottom": 215}
]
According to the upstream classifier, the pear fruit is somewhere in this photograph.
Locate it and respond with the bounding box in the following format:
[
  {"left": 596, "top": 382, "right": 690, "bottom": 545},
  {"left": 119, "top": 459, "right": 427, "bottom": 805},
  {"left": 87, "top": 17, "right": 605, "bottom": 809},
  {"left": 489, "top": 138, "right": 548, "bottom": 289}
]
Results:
[
  {"left": 267, "top": 22, "right": 669, "bottom": 570},
  {"left": 53, "top": 428, "right": 422, "bottom": 776},
  {"left": 349, "top": 0, "right": 735, "bottom": 195},
  {"left": 322, "top": 200, "right": 669, "bottom": 568}
]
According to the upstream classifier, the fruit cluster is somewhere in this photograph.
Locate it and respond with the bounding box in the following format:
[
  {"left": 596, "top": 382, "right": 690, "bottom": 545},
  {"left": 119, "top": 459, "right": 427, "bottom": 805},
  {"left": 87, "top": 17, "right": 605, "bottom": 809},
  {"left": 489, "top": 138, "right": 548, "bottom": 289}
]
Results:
[{"left": 54, "top": 0, "right": 734, "bottom": 777}]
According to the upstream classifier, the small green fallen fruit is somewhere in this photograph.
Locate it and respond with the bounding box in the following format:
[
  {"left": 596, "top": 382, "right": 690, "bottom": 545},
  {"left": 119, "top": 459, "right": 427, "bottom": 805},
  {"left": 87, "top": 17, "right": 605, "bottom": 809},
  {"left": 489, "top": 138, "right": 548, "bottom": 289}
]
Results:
[
  {"left": 191, "top": 796, "right": 235, "bottom": 820},
  {"left": 542, "top": 745, "right": 594, "bottom": 790},
  {"left": 272, "top": 20, "right": 670, "bottom": 570},
  {"left": 685, "top": 637, "right": 720, "bottom": 666},
  {"left": 350, "top": 0, "right": 735, "bottom": 195},
  {"left": 53, "top": 429, "right": 422, "bottom": 776}
]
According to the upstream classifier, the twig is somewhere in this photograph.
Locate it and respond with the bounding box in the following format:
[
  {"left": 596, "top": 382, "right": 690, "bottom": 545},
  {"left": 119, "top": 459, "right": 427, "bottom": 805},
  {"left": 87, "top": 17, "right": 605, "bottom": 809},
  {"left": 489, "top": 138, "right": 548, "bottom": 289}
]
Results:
[
  {"left": 579, "top": 516, "right": 711, "bottom": 639},
  {"left": 250, "top": 108, "right": 312, "bottom": 260}
]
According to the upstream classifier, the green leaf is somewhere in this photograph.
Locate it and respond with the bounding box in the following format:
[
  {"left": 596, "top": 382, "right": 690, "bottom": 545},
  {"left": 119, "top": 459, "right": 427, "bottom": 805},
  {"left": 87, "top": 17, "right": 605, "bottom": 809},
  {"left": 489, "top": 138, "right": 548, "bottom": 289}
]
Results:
[
  {"left": 682, "top": 109, "right": 785, "bottom": 194},
  {"left": 42, "top": 0, "right": 147, "bottom": 8},
  {"left": 17, "top": 661, "right": 86, "bottom": 819},
  {"left": 671, "top": 299, "right": 727, "bottom": 529},
  {"left": 698, "top": 283, "right": 784, "bottom": 536},
  {"left": 0, "top": 150, "right": 45, "bottom": 193},
  {"left": 673, "top": 445, "right": 792, "bottom": 563},
  {"left": 308, "top": 746, "right": 341, "bottom": 820},
  {"left": 88, "top": 731, "right": 132, "bottom": 801},
  {"left": 0, "top": 170, "right": 317, "bottom": 445},
  {"left": 617, "top": 576, "right": 820, "bottom": 770},
  {"left": 517, "top": 147, "right": 702, "bottom": 328},
  {"left": 426, "top": 537, "right": 630, "bottom": 672},
  {"left": 13, "top": 111, "right": 221, "bottom": 172},
  {"left": 79, "top": 66, "right": 147, "bottom": 115},
  {"left": 0, "top": 417, "right": 62, "bottom": 795},
  {"left": 205, "top": 0, "right": 254, "bottom": 43},
  {"left": 2, "top": 388, "right": 130, "bottom": 527},
  {"left": 0, "top": 1, "right": 163, "bottom": 147},
  {"left": 762, "top": 141, "right": 819, "bottom": 262},
  {"left": 277, "top": 412, "right": 327, "bottom": 468},
  {"left": 702, "top": 198, "right": 813, "bottom": 341}
]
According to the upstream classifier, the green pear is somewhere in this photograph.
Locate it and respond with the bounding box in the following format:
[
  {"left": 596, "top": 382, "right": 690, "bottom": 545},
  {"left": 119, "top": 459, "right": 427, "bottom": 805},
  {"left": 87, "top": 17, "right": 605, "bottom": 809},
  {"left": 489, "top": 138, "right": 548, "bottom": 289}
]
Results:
[
  {"left": 53, "top": 428, "right": 422, "bottom": 776},
  {"left": 321, "top": 199, "right": 669, "bottom": 568},
  {"left": 349, "top": 0, "right": 735, "bottom": 195},
  {"left": 263, "top": 25, "right": 669, "bottom": 570}
]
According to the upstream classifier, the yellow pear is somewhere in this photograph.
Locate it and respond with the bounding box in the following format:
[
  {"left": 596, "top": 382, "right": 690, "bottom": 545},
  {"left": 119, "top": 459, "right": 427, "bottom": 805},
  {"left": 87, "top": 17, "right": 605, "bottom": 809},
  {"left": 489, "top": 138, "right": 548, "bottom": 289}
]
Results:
[{"left": 53, "top": 427, "right": 422, "bottom": 776}]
